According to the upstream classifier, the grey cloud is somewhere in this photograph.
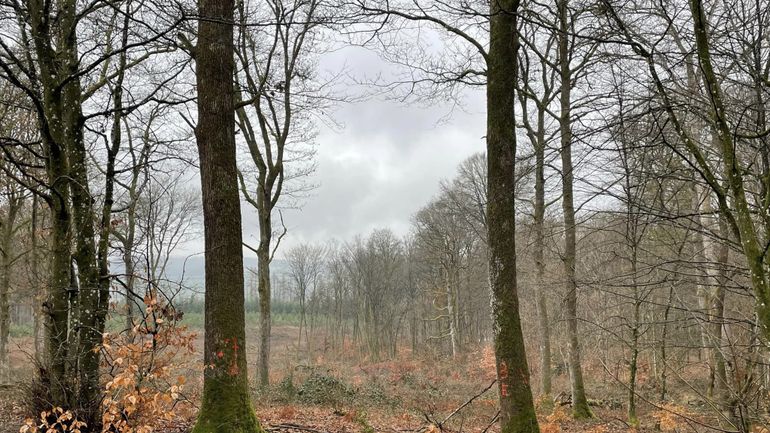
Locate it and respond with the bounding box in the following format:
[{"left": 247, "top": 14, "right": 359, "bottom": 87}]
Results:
[
  {"left": 179, "top": 45, "right": 487, "bottom": 258},
  {"left": 274, "top": 95, "right": 486, "bottom": 251}
]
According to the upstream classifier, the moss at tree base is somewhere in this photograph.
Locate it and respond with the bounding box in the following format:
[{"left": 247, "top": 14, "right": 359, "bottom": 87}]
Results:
[
  {"left": 191, "top": 379, "right": 265, "bottom": 433},
  {"left": 500, "top": 409, "right": 541, "bottom": 433},
  {"left": 571, "top": 404, "right": 593, "bottom": 420}
]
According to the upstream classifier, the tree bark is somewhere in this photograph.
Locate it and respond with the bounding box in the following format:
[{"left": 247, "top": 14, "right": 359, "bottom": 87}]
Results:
[
  {"left": 487, "top": 0, "right": 539, "bottom": 431},
  {"left": 66, "top": 29, "right": 104, "bottom": 428},
  {"left": 712, "top": 215, "right": 730, "bottom": 424},
  {"left": 446, "top": 270, "right": 457, "bottom": 358},
  {"left": 0, "top": 190, "right": 21, "bottom": 384},
  {"left": 627, "top": 250, "right": 640, "bottom": 426},
  {"left": 30, "top": 197, "right": 44, "bottom": 364},
  {"left": 192, "top": 0, "right": 263, "bottom": 431},
  {"left": 557, "top": 0, "right": 591, "bottom": 419},
  {"left": 257, "top": 227, "right": 272, "bottom": 387},
  {"left": 533, "top": 93, "right": 552, "bottom": 398},
  {"left": 688, "top": 0, "right": 770, "bottom": 341},
  {"left": 27, "top": 0, "right": 104, "bottom": 421}
]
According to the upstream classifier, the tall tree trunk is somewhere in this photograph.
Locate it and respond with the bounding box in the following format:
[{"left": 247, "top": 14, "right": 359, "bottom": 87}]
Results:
[
  {"left": 74, "top": 5, "right": 131, "bottom": 416},
  {"left": 0, "top": 237, "right": 8, "bottom": 385},
  {"left": 298, "top": 289, "right": 306, "bottom": 360},
  {"left": 557, "top": 0, "right": 591, "bottom": 419},
  {"left": 67, "top": 50, "right": 103, "bottom": 430},
  {"left": 627, "top": 253, "right": 641, "bottom": 426},
  {"left": 447, "top": 283, "right": 457, "bottom": 358},
  {"left": 192, "top": 0, "right": 262, "bottom": 431},
  {"left": 692, "top": 185, "right": 722, "bottom": 374},
  {"left": 619, "top": 107, "right": 642, "bottom": 427},
  {"left": 533, "top": 106, "right": 552, "bottom": 397},
  {"left": 257, "top": 227, "right": 272, "bottom": 387},
  {"left": 487, "top": 1, "right": 539, "bottom": 431},
  {"left": 712, "top": 216, "right": 730, "bottom": 424},
  {"left": 26, "top": 3, "right": 74, "bottom": 409},
  {"left": 123, "top": 246, "right": 135, "bottom": 331},
  {"left": 697, "top": 183, "right": 724, "bottom": 398},
  {"left": 0, "top": 193, "right": 20, "bottom": 384},
  {"left": 660, "top": 284, "right": 673, "bottom": 401},
  {"left": 44, "top": 176, "right": 73, "bottom": 409},
  {"left": 122, "top": 130, "right": 145, "bottom": 333},
  {"left": 31, "top": 197, "right": 44, "bottom": 363},
  {"left": 100, "top": 5, "right": 129, "bottom": 337},
  {"left": 28, "top": 0, "right": 105, "bottom": 423},
  {"left": 689, "top": 0, "right": 770, "bottom": 341}
]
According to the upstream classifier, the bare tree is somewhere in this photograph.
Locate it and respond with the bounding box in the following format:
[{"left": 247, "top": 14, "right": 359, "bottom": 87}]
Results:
[
  {"left": 517, "top": 15, "right": 559, "bottom": 398},
  {"left": 414, "top": 193, "right": 478, "bottom": 357},
  {"left": 234, "top": 0, "right": 330, "bottom": 387},
  {"left": 285, "top": 242, "right": 326, "bottom": 357}
]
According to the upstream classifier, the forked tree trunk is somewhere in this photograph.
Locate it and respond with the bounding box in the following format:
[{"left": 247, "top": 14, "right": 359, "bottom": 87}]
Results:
[
  {"left": 518, "top": 33, "right": 553, "bottom": 398},
  {"left": 28, "top": 0, "right": 104, "bottom": 420}
]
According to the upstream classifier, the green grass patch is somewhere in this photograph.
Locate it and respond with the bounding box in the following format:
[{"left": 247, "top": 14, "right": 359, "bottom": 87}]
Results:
[{"left": 10, "top": 323, "right": 33, "bottom": 338}]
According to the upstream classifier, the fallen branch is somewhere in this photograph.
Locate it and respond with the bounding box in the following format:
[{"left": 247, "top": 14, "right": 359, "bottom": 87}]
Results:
[
  {"left": 439, "top": 379, "right": 497, "bottom": 428},
  {"left": 269, "top": 423, "right": 334, "bottom": 433},
  {"left": 480, "top": 410, "right": 499, "bottom": 433}
]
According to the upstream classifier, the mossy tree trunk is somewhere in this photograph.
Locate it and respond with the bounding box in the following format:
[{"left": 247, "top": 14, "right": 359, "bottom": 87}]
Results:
[
  {"left": 97, "top": 4, "right": 129, "bottom": 338},
  {"left": 26, "top": 0, "right": 76, "bottom": 410},
  {"left": 65, "top": 68, "right": 104, "bottom": 433},
  {"left": 26, "top": 0, "right": 105, "bottom": 424},
  {"left": 257, "top": 226, "right": 272, "bottom": 387},
  {"left": 487, "top": 0, "right": 539, "bottom": 432},
  {"left": 62, "top": 15, "right": 104, "bottom": 427},
  {"left": 688, "top": 0, "right": 770, "bottom": 342},
  {"left": 192, "top": 1, "right": 263, "bottom": 432}
]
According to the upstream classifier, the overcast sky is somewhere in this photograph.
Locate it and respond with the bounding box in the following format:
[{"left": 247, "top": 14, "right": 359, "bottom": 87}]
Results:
[{"left": 181, "top": 45, "right": 487, "bottom": 258}]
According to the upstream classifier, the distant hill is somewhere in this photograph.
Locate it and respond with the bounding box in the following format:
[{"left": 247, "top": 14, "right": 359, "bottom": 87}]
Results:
[
  {"left": 111, "top": 255, "right": 291, "bottom": 299},
  {"left": 160, "top": 255, "right": 291, "bottom": 288}
]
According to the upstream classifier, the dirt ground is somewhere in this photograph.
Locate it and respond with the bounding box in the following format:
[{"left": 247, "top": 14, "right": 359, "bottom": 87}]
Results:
[{"left": 0, "top": 324, "right": 731, "bottom": 433}]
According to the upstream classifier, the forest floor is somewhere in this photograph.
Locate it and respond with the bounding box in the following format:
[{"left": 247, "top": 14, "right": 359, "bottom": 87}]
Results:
[{"left": 0, "top": 323, "right": 744, "bottom": 433}]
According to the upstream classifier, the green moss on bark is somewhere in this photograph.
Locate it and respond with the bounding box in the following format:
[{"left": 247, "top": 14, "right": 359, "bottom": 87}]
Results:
[
  {"left": 192, "top": 377, "right": 264, "bottom": 433},
  {"left": 571, "top": 403, "right": 593, "bottom": 420},
  {"left": 499, "top": 411, "right": 540, "bottom": 433},
  {"left": 486, "top": 0, "right": 540, "bottom": 432},
  {"left": 194, "top": 0, "right": 264, "bottom": 431}
]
